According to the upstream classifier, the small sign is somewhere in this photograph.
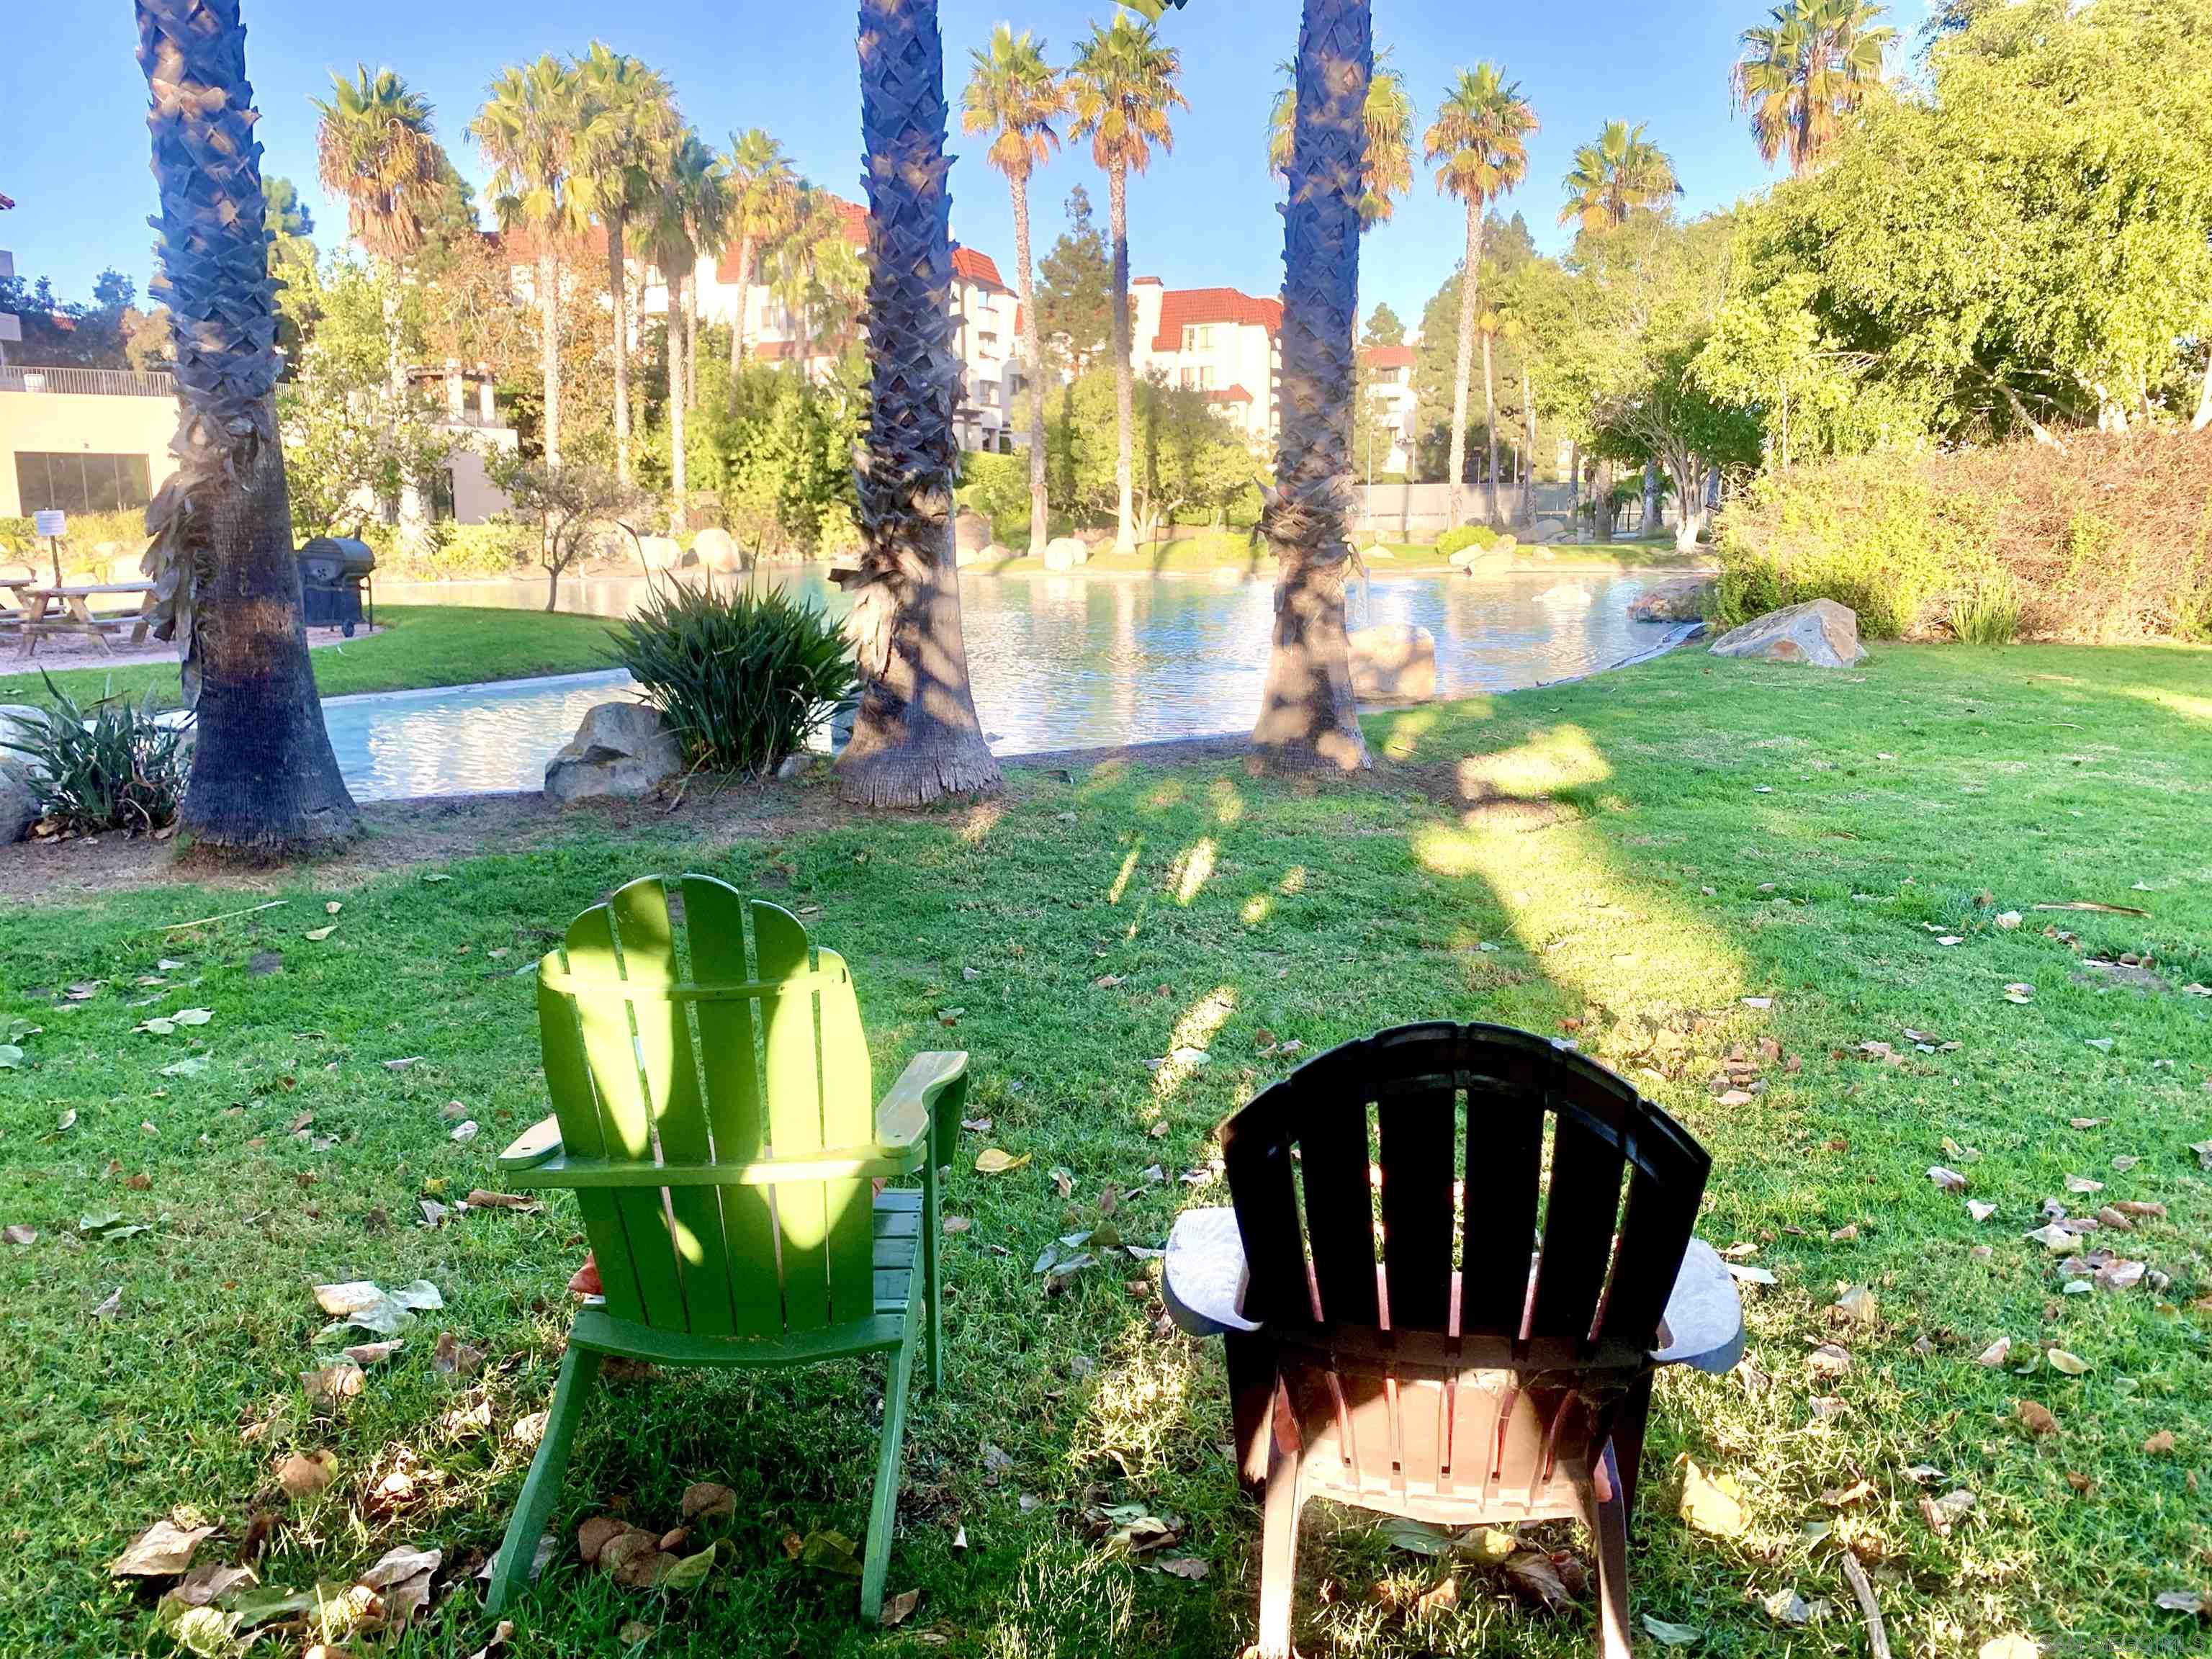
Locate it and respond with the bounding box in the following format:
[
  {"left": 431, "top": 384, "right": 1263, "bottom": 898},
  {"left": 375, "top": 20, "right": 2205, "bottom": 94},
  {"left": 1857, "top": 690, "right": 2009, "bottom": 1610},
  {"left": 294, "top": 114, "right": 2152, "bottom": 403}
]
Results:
[{"left": 33, "top": 509, "right": 66, "bottom": 539}]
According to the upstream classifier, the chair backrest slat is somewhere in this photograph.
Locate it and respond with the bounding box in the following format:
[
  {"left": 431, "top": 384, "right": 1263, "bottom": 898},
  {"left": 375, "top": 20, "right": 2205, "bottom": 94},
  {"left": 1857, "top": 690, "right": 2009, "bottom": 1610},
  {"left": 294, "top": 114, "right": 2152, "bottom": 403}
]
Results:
[
  {"left": 1527, "top": 1089, "right": 1628, "bottom": 1341},
  {"left": 536, "top": 967, "right": 647, "bottom": 1324},
  {"left": 814, "top": 945, "right": 876, "bottom": 1323},
  {"left": 1292, "top": 1048, "right": 1380, "bottom": 1326},
  {"left": 1374, "top": 1074, "right": 1456, "bottom": 1331},
  {"left": 1222, "top": 1114, "right": 1308, "bottom": 1328}
]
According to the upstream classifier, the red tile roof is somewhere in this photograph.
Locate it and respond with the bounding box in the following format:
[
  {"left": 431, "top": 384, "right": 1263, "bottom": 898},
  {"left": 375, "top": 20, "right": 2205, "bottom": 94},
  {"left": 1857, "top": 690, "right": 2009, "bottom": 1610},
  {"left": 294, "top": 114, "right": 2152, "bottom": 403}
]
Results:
[
  {"left": 1363, "top": 343, "right": 1415, "bottom": 369},
  {"left": 951, "top": 246, "right": 1006, "bottom": 290},
  {"left": 1150, "top": 287, "right": 1283, "bottom": 352},
  {"left": 1203, "top": 385, "right": 1254, "bottom": 405},
  {"left": 715, "top": 196, "right": 868, "bottom": 284}
]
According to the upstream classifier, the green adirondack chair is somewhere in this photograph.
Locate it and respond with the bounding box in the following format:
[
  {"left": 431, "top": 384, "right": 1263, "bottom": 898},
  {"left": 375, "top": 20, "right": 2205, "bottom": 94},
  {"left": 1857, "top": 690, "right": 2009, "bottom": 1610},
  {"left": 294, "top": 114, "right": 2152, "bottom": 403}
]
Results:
[{"left": 483, "top": 876, "right": 970, "bottom": 1621}]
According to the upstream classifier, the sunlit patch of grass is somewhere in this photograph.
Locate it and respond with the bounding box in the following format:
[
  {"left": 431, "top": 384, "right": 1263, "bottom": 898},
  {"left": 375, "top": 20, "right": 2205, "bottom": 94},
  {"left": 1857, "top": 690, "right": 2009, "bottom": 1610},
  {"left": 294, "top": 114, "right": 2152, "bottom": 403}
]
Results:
[
  {"left": 1167, "top": 838, "right": 1217, "bottom": 907},
  {"left": 1455, "top": 724, "right": 1614, "bottom": 800}
]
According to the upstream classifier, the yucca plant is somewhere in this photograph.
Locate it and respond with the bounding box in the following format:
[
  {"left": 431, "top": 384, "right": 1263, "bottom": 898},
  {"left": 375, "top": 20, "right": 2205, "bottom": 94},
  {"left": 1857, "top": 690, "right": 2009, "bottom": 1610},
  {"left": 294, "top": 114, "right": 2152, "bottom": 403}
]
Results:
[
  {"left": 608, "top": 580, "right": 858, "bottom": 777},
  {"left": 1951, "top": 572, "right": 2023, "bottom": 645},
  {"left": 0, "top": 673, "right": 193, "bottom": 836}
]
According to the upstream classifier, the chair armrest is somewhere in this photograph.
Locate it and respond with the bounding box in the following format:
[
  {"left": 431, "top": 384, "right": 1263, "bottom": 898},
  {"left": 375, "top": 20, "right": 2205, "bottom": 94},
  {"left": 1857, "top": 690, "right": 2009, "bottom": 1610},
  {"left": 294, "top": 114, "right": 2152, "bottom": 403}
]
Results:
[
  {"left": 1652, "top": 1238, "right": 1746, "bottom": 1373},
  {"left": 878, "top": 1051, "right": 970, "bottom": 1164},
  {"left": 498, "top": 1115, "right": 565, "bottom": 1171},
  {"left": 1162, "top": 1207, "right": 1260, "bottom": 1337},
  {"left": 505, "top": 1141, "right": 930, "bottom": 1190}
]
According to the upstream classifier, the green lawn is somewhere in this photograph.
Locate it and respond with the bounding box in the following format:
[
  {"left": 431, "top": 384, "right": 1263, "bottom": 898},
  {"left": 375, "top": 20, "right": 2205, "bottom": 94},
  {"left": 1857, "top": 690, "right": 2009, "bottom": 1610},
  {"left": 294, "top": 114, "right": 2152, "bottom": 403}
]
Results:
[
  {"left": 0, "top": 606, "right": 621, "bottom": 709},
  {"left": 2, "top": 643, "right": 2208, "bottom": 1658}
]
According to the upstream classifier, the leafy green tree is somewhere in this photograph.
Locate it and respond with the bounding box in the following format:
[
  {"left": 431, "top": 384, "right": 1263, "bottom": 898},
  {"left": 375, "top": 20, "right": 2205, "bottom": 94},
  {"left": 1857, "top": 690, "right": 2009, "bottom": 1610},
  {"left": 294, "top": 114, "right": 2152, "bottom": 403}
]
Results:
[
  {"left": 840, "top": 0, "right": 1001, "bottom": 809},
  {"left": 1425, "top": 64, "right": 1537, "bottom": 526},
  {"left": 134, "top": 0, "right": 357, "bottom": 852},
  {"left": 575, "top": 43, "right": 676, "bottom": 485},
  {"left": 1067, "top": 12, "right": 1187, "bottom": 557},
  {"left": 1560, "top": 120, "right": 1681, "bottom": 233},
  {"left": 963, "top": 24, "right": 1066, "bottom": 559},
  {"left": 472, "top": 56, "right": 591, "bottom": 465},
  {"left": 313, "top": 66, "right": 444, "bottom": 392},
  {"left": 1409, "top": 214, "right": 1534, "bottom": 483},
  {"left": 1035, "top": 184, "right": 1112, "bottom": 372},
  {"left": 721, "top": 128, "right": 799, "bottom": 372},
  {"left": 1732, "top": 1, "right": 1897, "bottom": 175}
]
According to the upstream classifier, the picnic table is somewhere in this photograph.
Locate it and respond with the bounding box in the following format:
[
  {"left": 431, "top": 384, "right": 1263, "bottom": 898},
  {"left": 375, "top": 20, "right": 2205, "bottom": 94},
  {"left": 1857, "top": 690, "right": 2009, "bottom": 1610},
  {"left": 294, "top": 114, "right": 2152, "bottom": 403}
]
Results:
[{"left": 1, "top": 577, "right": 157, "bottom": 659}]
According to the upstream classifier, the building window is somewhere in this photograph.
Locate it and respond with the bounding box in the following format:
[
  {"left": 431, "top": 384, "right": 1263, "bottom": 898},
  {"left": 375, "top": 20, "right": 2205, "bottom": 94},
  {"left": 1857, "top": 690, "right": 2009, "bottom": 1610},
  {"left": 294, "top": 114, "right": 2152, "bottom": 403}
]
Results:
[
  {"left": 428, "top": 469, "right": 457, "bottom": 523},
  {"left": 13, "top": 451, "right": 153, "bottom": 516},
  {"left": 1182, "top": 323, "right": 1216, "bottom": 351}
]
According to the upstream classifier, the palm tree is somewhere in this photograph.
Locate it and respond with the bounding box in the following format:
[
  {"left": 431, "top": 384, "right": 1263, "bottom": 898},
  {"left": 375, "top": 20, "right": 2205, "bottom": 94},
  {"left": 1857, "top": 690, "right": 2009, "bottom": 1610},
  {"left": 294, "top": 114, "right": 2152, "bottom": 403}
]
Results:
[
  {"left": 649, "top": 131, "right": 722, "bottom": 534},
  {"left": 1560, "top": 120, "right": 1681, "bottom": 233},
  {"left": 721, "top": 128, "right": 799, "bottom": 374},
  {"left": 1250, "top": 0, "right": 1373, "bottom": 777},
  {"left": 134, "top": 0, "right": 357, "bottom": 853},
  {"left": 1424, "top": 63, "right": 1537, "bottom": 530},
  {"left": 1269, "top": 47, "right": 1413, "bottom": 225},
  {"left": 1733, "top": 0, "right": 1896, "bottom": 175},
  {"left": 472, "top": 57, "right": 590, "bottom": 466},
  {"left": 840, "top": 0, "right": 1002, "bottom": 812},
  {"left": 1066, "top": 14, "right": 1186, "bottom": 557},
  {"left": 1474, "top": 289, "right": 1503, "bottom": 525},
  {"left": 1496, "top": 295, "right": 1539, "bottom": 526},
  {"left": 575, "top": 44, "right": 676, "bottom": 486},
  {"left": 311, "top": 66, "right": 442, "bottom": 393},
  {"left": 963, "top": 24, "right": 1065, "bottom": 558}
]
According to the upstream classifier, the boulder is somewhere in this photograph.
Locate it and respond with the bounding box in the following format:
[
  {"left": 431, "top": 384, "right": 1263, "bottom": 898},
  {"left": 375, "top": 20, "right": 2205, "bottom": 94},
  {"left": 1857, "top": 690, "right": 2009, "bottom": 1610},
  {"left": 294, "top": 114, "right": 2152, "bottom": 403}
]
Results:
[
  {"left": 1532, "top": 520, "right": 1572, "bottom": 545},
  {"left": 954, "top": 509, "right": 994, "bottom": 557},
  {"left": 636, "top": 536, "right": 682, "bottom": 572},
  {"left": 1076, "top": 526, "right": 1114, "bottom": 549},
  {"left": 690, "top": 527, "right": 744, "bottom": 574},
  {"left": 1040, "top": 536, "right": 1090, "bottom": 572},
  {"left": 0, "top": 704, "right": 47, "bottom": 842},
  {"left": 544, "top": 703, "right": 683, "bottom": 804},
  {"left": 1347, "top": 624, "right": 1437, "bottom": 704},
  {"left": 959, "top": 541, "right": 1010, "bottom": 570},
  {"left": 1629, "top": 580, "right": 1714, "bottom": 624},
  {"left": 1449, "top": 544, "right": 1508, "bottom": 575},
  {"left": 1709, "top": 598, "right": 1868, "bottom": 667}
]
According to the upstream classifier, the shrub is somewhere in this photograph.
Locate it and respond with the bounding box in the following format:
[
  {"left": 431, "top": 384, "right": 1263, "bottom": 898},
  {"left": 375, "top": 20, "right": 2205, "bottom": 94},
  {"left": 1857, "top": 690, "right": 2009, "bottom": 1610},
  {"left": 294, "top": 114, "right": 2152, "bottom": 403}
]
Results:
[
  {"left": 0, "top": 517, "right": 32, "bottom": 554},
  {"left": 1950, "top": 572, "right": 2024, "bottom": 645},
  {"left": 1436, "top": 524, "right": 1504, "bottom": 559},
  {"left": 0, "top": 673, "right": 191, "bottom": 836},
  {"left": 382, "top": 521, "right": 537, "bottom": 581},
  {"left": 958, "top": 451, "right": 1029, "bottom": 542},
  {"left": 608, "top": 580, "right": 857, "bottom": 777}
]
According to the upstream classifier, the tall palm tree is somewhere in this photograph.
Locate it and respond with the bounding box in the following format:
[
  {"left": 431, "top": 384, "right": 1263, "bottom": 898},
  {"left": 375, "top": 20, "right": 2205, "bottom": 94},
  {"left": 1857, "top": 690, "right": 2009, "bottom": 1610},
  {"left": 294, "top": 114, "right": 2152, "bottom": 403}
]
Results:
[
  {"left": 1474, "top": 289, "right": 1503, "bottom": 525},
  {"left": 575, "top": 44, "right": 676, "bottom": 485},
  {"left": 1066, "top": 14, "right": 1186, "bottom": 557},
  {"left": 311, "top": 66, "right": 442, "bottom": 393},
  {"left": 1424, "top": 63, "right": 1536, "bottom": 530},
  {"left": 963, "top": 24, "right": 1065, "bottom": 558},
  {"left": 1251, "top": 0, "right": 1373, "bottom": 777},
  {"left": 721, "top": 128, "right": 799, "bottom": 374},
  {"left": 649, "top": 131, "right": 722, "bottom": 533},
  {"left": 1493, "top": 283, "right": 1539, "bottom": 526},
  {"left": 135, "top": 0, "right": 357, "bottom": 853},
  {"left": 472, "top": 56, "right": 590, "bottom": 466},
  {"left": 1269, "top": 47, "right": 1413, "bottom": 225},
  {"left": 840, "top": 0, "right": 1002, "bottom": 812},
  {"left": 1733, "top": 0, "right": 1896, "bottom": 175},
  {"left": 1560, "top": 120, "right": 1681, "bottom": 233}
]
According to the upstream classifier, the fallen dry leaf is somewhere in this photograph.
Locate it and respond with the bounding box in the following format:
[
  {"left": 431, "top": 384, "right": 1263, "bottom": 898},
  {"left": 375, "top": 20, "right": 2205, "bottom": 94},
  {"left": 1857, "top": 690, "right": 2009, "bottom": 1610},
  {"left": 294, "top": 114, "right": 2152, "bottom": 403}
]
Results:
[
  {"left": 1977, "top": 1336, "right": 2013, "bottom": 1367},
  {"left": 2015, "top": 1401, "right": 2059, "bottom": 1438},
  {"left": 974, "top": 1148, "right": 1030, "bottom": 1175},
  {"left": 681, "top": 1483, "right": 736, "bottom": 1524},
  {"left": 1928, "top": 1166, "right": 1969, "bottom": 1193},
  {"left": 881, "top": 1586, "right": 924, "bottom": 1623},
  {"left": 2143, "top": 1430, "right": 2176, "bottom": 1455},
  {"left": 1156, "top": 1557, "right": 1209, "bottom": 1581},
  {"left": 1678, "top": 1459, "right": 1749, "bottom": 1537},
  {"left": 277, "top": 1449, "right": 339, "bottom": 1497},
  {"left": 301, "top": 1361, "right": 366, "bottom": 1404},
  {"left": 2046, "top": 1348, "right": 2092, "bottom": 1376},
  {"left": 1835, "top": 1285, "right": 1878, "bottom": 1324},
  {"left": 110, "top": 1519, "right": 215, "bottom": 1578},
  {"left": 1978, "top": 1637, "right": 2040, "bottom": 1659}
]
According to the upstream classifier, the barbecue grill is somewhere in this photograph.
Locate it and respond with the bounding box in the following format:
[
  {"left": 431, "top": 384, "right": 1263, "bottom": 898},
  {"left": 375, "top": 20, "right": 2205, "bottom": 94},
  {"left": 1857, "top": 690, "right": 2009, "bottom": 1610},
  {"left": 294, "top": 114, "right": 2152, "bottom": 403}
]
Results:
[{"left": 297, "top": 537, "right": 376, "bottom": 635}]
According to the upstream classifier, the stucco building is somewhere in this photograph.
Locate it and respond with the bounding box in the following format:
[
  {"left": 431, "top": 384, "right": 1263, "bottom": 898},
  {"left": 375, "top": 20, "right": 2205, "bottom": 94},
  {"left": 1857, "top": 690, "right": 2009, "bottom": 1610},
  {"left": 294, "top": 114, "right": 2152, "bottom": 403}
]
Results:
[{"left": 1128, "top": 279, "right": 1284, "bottom": 449}]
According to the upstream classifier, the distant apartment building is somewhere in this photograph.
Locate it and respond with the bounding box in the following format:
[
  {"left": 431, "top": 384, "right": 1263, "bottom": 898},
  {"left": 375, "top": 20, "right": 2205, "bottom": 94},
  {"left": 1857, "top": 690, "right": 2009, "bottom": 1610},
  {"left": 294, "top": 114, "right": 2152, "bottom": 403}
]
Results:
[
  {"left": 1128, "top": 278, "right": 1283, "bottom": 449},
  {"left": 1362, "top": 343, "right": 1417, "bottom": 477}
]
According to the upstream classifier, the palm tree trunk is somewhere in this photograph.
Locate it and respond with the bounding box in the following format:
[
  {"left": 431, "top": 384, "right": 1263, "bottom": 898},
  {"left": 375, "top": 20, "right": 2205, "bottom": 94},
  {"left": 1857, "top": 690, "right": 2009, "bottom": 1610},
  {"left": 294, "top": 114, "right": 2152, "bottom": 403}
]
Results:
[
  {"left": 1012, "top": 170, "right": 1049, "bottom": 555},
  {"left": 537, "top": 249, "right": 561, "bottom": 466},
  {"left": 1642, "top": 459, "right": 1660, "bottom": 539},
  {"left": 135, "top": 0, "right": 356, "bottom": 854},
  {"left": 1253, "top": 0, "right": 1370, "bottom": 773},
  {"left": 731, "top": 231, "right": 755, "bottom": 374},
  {"left": 840, "top": 0, "right": 1001, "bottom": 808},
  {"left": 1523, "top": 360, "right": 1538, "bottom": 526},
  {"left": 1107, "top": 161, "right": 1136, "bottom": 555},
  {"left": 1569, "top": 439, "right": 1583, "bottom": 542},
  {"left": 1447, "top": 203, "right": 1483, "bottom": 531},
  {"left": 685, "top": 275, "right": 700, "bottom": 409},
  {"left": 1480, "top": 324, "right": 1498, "bottom": 526},
  {"left": 669, "top": 268, "right": 688, "bottom": 533},
  {"left": 608, "top": 212, "right": 631, "bottom": 485}
]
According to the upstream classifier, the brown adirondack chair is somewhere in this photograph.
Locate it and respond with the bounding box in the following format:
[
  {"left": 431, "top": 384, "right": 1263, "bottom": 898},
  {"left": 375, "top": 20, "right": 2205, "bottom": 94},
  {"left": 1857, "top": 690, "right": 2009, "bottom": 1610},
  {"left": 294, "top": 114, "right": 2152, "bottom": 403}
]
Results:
[
  {"left": 1164, "top": 1023, "right": 1744, "bottom": 1658},
  {"left": 484, "top": 877, "right": 971, "bottom": 1621}
]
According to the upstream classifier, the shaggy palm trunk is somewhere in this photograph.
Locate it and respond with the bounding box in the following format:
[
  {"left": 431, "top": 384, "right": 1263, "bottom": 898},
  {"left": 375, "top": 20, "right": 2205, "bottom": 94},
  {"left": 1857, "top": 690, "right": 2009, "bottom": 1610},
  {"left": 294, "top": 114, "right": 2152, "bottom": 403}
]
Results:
[
  {"left": 1252, "top": 0, "right": 1371, "bottom": 775},
  {"left": 840, "top": 0, "right": 1001, "bottom": 807},
  {"left": 731, "top": 232, "right": 754, "bottom": 374},
  {"left": 608, "top": 213, "right": 631, "bottom": 485},
  {"left": 1446, "top": 203, "right": 1483, "bottom": 531},
  {"left": 668, "top": 269, "right": 688, "bottom": 533},
  {"left": 135, "top": 0, "right": 356, "bottom": 854},
  {"left": 1012, "top": 170, "right": 1049, "bottom": 555},
  {"left": 537, "top": 250, "right": 562, "bottom": 465},
  {"left": 1107, "top": 163, "right": 1136, "bottom": 554},
  {"left": 1480, "top": 325, "right": 1498, "bottom": 525}
]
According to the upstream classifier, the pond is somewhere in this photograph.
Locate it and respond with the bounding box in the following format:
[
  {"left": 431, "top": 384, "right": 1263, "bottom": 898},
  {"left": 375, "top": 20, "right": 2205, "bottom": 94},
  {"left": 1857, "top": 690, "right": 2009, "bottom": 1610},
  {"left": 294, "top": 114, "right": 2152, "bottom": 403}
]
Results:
[{"left": 339, "top": 566, "right": 1688, "bottom": 801}]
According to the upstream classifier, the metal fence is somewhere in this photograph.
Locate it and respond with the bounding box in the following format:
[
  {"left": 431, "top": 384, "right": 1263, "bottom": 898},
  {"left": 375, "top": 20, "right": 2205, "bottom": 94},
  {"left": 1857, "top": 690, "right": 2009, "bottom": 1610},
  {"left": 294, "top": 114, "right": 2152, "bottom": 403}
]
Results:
[{"left": 0, "top": 365, "right": 179, "bottom": 397}]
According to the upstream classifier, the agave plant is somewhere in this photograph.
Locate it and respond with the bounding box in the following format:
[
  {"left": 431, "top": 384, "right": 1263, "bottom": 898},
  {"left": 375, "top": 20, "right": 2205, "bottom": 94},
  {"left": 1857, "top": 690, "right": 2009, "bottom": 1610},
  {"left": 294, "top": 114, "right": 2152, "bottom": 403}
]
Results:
[{"left": 0, "top": 672, "right": 193, "bottom": 837}]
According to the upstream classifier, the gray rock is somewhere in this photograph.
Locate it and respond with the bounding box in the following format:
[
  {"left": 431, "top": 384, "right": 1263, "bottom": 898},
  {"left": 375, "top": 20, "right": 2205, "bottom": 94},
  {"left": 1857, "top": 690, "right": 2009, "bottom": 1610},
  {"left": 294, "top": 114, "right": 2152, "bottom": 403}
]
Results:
[
  {"left": 1630, "top": 580, "right": 1715, "bottom": 624},
  {"left": 690, "top": 526, "right": 744, "bottom": 575},
  {"left": 0, "top": 704, "right": 47, "bottom": 842},
  {"left": 774, "top": 751, "right": 817, "bottom": 782},
  {"left": 636, "top": 535, "right": 682, "bottom": 572},
  {"left": 954, "top": 508, "right": 994, "bottom": 557},
  {"left": 1040, "top": 536, "right": 1090, "bottom": 572},
  {"left": 1709, "top": 598, "right": 1868, "bottom": 667},
  {"left": 544, "top": 702, "right": 683, "bottom": 803},
  {"left": 1347, "top": 624, "right": 1437, "bottom": 703}
]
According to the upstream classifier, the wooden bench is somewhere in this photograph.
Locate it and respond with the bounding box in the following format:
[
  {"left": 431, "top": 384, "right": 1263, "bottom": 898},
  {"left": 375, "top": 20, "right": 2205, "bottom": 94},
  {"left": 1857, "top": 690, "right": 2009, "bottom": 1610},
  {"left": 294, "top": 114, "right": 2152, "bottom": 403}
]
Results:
[{"left": 5, "top": 582, "right": 157, "bottom": 658}]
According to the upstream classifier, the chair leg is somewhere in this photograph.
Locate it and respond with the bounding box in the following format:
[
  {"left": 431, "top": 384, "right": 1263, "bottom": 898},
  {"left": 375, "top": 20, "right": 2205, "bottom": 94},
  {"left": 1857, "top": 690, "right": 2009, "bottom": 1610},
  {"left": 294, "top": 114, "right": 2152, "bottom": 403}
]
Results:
[
  {"left": 1254, "top": 1407, "right": 1303, "bottom": 1659},
  {"left": 922, "top": 1159, "right": 943, "bottom": 1393},
  {"left": 1610, "top": 1374, "right": 1654, "bottom": 1519},
  {"left": 1591, "top": 1442, "right": 1634, "bottom": 1659},
  {"left": 1224, "top": 1334, "right": 1273, "bottom": 1494},
  {"left": 485, "top": 1342, "right": 601, "bottom": 1618},
  {"left": 860, "top": 1327, "right": 920, "bottom": 1622}
]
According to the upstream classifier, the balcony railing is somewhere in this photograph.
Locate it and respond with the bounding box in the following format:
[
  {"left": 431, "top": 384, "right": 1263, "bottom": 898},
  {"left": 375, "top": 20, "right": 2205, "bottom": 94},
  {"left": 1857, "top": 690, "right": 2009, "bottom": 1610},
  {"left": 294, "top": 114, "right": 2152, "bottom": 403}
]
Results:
[{"left": 0, "top": 365, "right": 179, "bottom": 397}]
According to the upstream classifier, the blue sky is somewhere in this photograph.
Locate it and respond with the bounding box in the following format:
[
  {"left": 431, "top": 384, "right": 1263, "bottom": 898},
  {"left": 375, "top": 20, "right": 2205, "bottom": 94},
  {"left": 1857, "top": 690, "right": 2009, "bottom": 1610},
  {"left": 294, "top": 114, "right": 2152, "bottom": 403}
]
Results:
[{"left": 3, "top": 1, "right": 1937, "bottom": 332}]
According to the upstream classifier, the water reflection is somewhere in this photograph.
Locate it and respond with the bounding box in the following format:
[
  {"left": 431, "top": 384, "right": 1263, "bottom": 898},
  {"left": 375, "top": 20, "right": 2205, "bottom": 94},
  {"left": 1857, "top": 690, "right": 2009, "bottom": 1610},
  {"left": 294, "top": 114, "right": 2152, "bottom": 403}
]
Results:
[{"left": 350, "top": 567, "right": 1676, "bottom": 800}]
